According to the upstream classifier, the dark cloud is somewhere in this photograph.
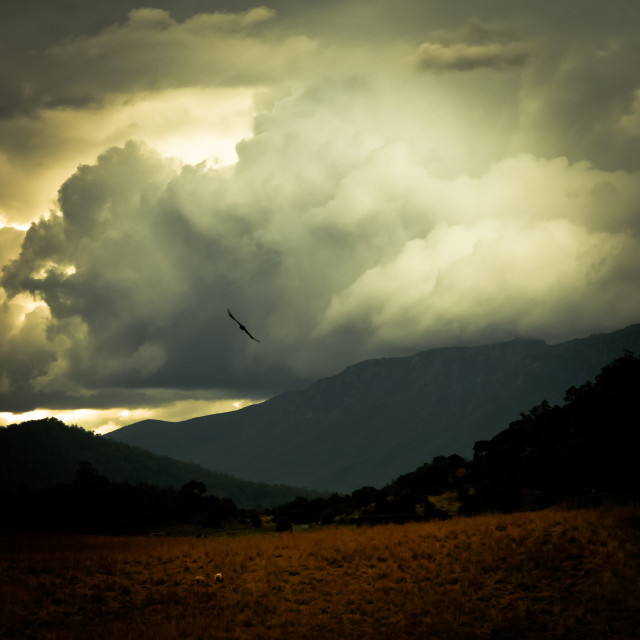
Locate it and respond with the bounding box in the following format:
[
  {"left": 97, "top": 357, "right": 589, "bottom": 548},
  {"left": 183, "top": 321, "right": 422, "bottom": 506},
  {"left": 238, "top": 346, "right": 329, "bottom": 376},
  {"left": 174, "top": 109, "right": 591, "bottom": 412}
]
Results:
[
  {"left": 2, "top": 6, "right": 315, "bottom": 116},
  {"left": 515, "top": 36, "right": 640, "bottom": 172},
  {"left": 415, "top": 20, "right": 531, "bottom": 72},
  {"left": 0, "top": 0, "right": 208, "bottom": 117},
  {"left": 416, "top": 40, "right": 530, "bottom": 72},
  {"left": 1, "top": 141, "right": 315, "bottom": 409}
]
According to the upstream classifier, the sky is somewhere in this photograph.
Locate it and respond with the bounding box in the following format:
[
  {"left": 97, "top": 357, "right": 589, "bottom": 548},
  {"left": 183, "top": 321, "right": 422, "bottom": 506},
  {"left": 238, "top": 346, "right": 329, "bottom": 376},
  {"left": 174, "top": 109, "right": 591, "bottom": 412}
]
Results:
[{"left": 1, "top": 0, "right": 640, "bottom": 434}]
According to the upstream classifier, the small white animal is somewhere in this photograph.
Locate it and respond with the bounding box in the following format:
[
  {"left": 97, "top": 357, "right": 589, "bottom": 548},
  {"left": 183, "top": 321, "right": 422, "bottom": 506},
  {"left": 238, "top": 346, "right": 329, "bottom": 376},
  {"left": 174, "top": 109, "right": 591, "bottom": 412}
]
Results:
[
  {"left": 195, "top": 575, "right": 206, "bottom": 584},
  {"left": 215, "top": 573, "right": 223, "bottom": 583}
]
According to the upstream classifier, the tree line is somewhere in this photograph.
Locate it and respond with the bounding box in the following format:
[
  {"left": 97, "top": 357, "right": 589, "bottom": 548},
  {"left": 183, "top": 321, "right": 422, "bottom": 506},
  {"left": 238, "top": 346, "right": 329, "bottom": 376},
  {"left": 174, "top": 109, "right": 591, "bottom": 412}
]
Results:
[{"left": 2, "top": 461, "right": 241, "bottom": 534}]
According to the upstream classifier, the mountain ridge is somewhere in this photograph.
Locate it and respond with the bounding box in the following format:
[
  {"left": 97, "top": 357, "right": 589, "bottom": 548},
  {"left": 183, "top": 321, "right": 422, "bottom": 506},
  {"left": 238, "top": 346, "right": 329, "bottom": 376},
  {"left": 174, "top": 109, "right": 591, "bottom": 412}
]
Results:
[{"left": 108, "top": 324, "right": 640, "bottom": 492}]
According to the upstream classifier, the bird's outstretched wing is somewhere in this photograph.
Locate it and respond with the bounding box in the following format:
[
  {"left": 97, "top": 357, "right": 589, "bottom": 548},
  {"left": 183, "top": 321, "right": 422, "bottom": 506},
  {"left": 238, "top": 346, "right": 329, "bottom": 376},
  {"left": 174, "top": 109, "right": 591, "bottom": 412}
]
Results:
[
  {"left": 243, "top": 327, "right": 260, "bottom": 342},
  {"left": 227, "top": 308, "right": 260, "bottom": 342}
]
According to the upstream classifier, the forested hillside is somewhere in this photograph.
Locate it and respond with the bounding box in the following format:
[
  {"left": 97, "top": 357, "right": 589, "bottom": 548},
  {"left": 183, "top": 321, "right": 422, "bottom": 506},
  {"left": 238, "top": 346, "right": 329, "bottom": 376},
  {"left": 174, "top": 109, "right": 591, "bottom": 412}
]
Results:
[
  {"left": 461, "top": 350, "right": 640, "bottom": 513},
  {"left": 269, "top": 352, "right": 640, "bottom": 525},
  {"left": 0, "top": 418, "right": 320, "bottom": 509}
]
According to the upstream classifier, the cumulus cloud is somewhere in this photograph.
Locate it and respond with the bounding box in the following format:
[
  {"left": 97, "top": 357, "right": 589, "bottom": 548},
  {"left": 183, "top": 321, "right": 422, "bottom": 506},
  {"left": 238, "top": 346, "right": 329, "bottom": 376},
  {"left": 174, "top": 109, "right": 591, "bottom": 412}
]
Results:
[
  {"left": 3, "top": 82, "right": 640, "bottom": 413},
  {"left": 2, "top": 0, "right": 640, "bottom": 421},
  {"left": 0, "top": 88, "right": 255, "bottom": 226}
]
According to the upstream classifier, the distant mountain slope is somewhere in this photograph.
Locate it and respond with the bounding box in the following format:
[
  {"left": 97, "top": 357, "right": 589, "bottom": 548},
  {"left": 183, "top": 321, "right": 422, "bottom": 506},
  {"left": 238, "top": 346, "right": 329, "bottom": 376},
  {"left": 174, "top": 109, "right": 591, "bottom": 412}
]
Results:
[
  {"left": 0, "top": 418, "right": 320, "bottom": 508},
  {"left": 108, "top": 324, "right": 640, "bottom": 493}
]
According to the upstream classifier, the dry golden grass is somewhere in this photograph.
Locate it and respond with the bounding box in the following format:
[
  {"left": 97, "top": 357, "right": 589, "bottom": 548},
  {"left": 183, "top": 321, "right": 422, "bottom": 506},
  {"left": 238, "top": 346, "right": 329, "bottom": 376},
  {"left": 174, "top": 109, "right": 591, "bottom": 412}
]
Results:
[{"left": 1, "top": 506, "right": 639, "bottom": 639}]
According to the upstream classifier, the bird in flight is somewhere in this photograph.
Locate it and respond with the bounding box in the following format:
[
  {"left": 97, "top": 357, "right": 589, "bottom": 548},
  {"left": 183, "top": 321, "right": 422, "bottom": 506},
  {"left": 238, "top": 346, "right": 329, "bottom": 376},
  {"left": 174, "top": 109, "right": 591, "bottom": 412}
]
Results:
[{"left": 227, "top": 308, "right": 260, "bottom": 342}]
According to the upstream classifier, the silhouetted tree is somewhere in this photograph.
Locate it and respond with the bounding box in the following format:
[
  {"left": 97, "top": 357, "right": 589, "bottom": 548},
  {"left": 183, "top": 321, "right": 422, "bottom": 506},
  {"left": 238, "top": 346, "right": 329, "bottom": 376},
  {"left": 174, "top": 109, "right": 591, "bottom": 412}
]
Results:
[
  {"left": 249, "top": 511, "right": 262, "bottom": 528},
  {"left": 321, "top": 510, "right": 334, "bottom": 525},
  {"left": 276, "top": 516, "right": 292, "bottom": 532},
  {"left": 351, "top": 486, "right": 382, "bottom": 509}
]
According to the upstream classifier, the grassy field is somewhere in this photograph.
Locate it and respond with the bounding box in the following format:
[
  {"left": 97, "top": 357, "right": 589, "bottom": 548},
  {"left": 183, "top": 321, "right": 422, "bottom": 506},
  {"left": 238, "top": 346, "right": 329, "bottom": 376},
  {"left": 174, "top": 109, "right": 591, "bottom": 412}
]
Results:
[{"left": 1, "top": 506, "right": 639, "bottom": 639}]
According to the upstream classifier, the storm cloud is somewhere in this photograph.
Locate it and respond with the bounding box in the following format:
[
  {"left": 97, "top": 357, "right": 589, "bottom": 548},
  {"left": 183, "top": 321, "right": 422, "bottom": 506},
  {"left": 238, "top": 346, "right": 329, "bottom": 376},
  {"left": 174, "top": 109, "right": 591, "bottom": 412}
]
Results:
[{"left": 1, "top": 0, "right": 640, "bottom": 427}]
